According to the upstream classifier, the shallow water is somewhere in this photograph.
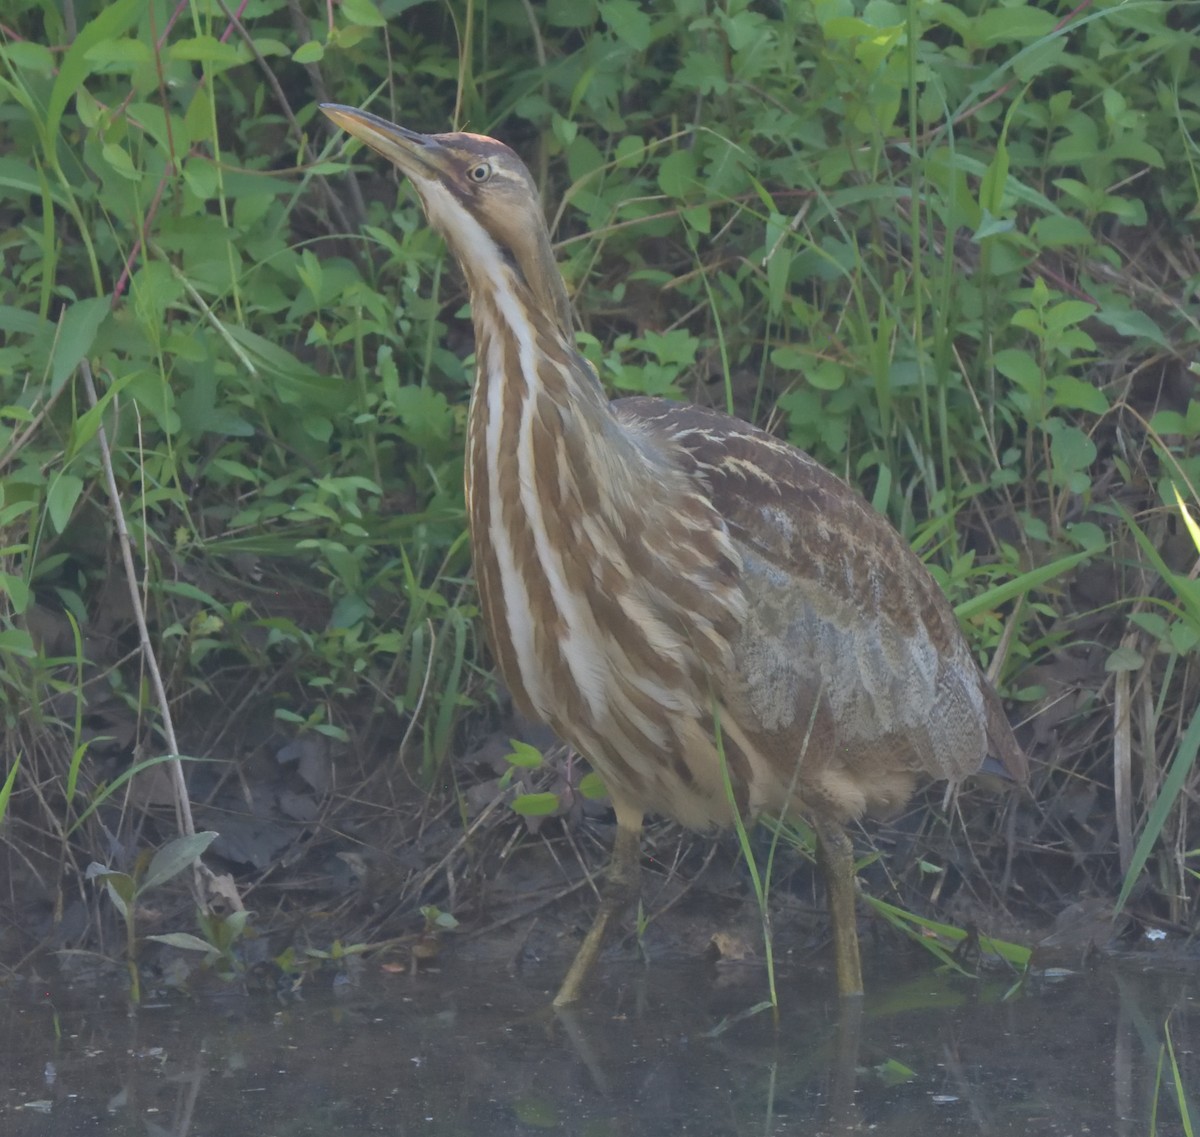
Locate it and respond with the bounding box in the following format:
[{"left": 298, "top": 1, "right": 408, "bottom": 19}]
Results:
[{"left": 1, "top": 956, "right": 1196, "bottom": 1136}]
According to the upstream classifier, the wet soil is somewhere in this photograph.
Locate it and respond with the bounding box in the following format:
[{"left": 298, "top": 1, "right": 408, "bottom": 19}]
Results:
[{"left": 1, "top": 953, "right": 1196, "bottom": 1136}]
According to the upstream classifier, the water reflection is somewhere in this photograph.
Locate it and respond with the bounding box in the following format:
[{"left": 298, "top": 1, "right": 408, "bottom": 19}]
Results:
[{"left": 0, "top": 959, "right": 1195, "bottom": 1135}]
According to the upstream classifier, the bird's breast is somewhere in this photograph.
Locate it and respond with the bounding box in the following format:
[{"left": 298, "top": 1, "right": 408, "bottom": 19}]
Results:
[{"left": 465, "top": 346, "right": 753, "bottom": 824}]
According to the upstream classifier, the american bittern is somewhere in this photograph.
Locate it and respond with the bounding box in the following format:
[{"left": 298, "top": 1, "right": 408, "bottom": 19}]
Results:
[{"left": 322, "top": 105, "right": 1027, "bottom": 1004}]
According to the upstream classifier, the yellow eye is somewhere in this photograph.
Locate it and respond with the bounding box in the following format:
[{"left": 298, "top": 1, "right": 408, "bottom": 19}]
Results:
[{"left": 467, "top": 162, "right": 492, "bottom": 183}]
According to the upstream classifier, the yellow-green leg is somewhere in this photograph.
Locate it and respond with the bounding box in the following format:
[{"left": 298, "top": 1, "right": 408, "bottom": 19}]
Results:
[
  {"left": 815, "top": 819, "right": 864, "bottom": 997},
  {"left": 553, "top": 802, "right": 643, "bottom": 1007}
]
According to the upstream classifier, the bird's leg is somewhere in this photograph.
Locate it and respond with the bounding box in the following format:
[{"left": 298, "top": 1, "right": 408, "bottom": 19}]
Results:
[
  {"left": 553, "top": 801, "right": 644, "bottom": 1007},
  {"left": 814, "top": 819, "right": 864, "bottom": 998}
]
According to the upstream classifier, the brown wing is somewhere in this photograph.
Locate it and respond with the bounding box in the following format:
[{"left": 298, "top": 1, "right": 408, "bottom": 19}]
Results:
[{"left": 613, "top": 396, "right": 1027, "bottom": 793}]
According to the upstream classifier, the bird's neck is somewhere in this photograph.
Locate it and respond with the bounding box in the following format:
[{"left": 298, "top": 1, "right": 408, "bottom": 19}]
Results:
[
  {"left": 461, "top": 268, "right": 652, "bottom": 721},
  {"left": 463, "top": 265, "right": 676, "bottom": 571}
]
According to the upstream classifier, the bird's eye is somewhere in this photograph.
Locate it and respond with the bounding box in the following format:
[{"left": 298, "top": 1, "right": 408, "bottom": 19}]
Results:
[{"left": 467, "top": 162, "right": 492, "bottom": 183}]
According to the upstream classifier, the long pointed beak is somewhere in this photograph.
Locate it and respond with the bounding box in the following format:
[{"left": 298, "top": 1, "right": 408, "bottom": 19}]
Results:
[{"left": 320, "top": 104, "right": 449, "bottom": 181}]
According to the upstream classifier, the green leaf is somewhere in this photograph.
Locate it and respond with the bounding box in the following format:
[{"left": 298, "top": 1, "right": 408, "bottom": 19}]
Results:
[
  {"left": 658, "top": 148, "right": 698, "bottom": 200},
  {"left": 578, "top": 771, "right": 608, "bottom": 800},
  {"left": 552, "top": 113, "right": 578, "bottom": 146},
  {"left": 101, "top": 142, "right": 140, "bottom": 181},
  {"left": 1048, "top": 421, "right": 1097, "bottom": 473},
  {"left": 975, "top": 7, "right": 1057, "bottom": 42},
  {"left": 142, "top": 831, "right": 219, "bottom": 893},
  {"left": 341, "top": 0, "right": 387, "bottom": 27},
  {"left": 51, "top": 297, "right": 110, "bottom": 393},
  {"left": 955, "top": 550, "right": 1093, "bottom": 622},
  {"left": 1173, "top": 483, "right": 1200, "bottom": 555},
  {"left": 84, "top": 38, "right": 152, "bottom": 68},
  {"left": 3, "top": 41, "right": 54, "bottom": 73},
  {"left": 168, "top": 36, "right": 246, "bottom": 67},
  {"left": 1030, "top": 215, "right": 1094, "bottom": 248},
  {"left": 770, "top": 345, "right": 807, "bottom": 371},
  {"left": 0, "top": 581, "right": 31, "bottom": 617},
  {"left": 103, "top": 878, "right": 132, "bottom": 919},
  {"left": 334, "top": 24, "right": 373, "bottom": 49},
  {"left": 47, "top": 473, "right": 83, "bottom": 534},
  {"left": 1043, "top": 300, "right": 1096, "bottom": 332},
  {"left": 600, "top": 0, "right": 655, "bottom": 51},
  {"left": 1116, "top": 703, "right": 1200, "bottom": 914},
  {"left": 182, "top": 157, "right": 219, "bottom": 200},
  {"left": 0, "top": 158, "right": 49, "bottom": 200},
  {"left": 1011, "top": 36, "right": 1066, "bottom": 82},
  {"left": 293, "top": 41, "right": 325, "bottom": 63},
  {"left": 875, "top": 1058, "right": 917, "bottom": 1086},
  {"left": 974, "top": 211, "right": 1014, "bottom": 240},
  {"left": 511, "top": 792, "right": 561, "bottom": 816},
  {"left": 978, "top": 144, "right": 1009, "bottom": 217},
  {"left": 1093, "top": 304, "right": 1168, "bottom": 347},
  {"left": 46, "top": 0, "right": 143, "bottom": 142},
  {"left": 806, "top": 360, "right": 845, "bottom": 391},
  {"left": 0, "top": 753, "right": 20, "bottom": 825},
  {"left": 1049, "top": 376, "right": 1109, "bottom": 414},
  {"left": 993, "top": 348, "right": 1042, "bottom": 393},
  {"left": 1105, "top": 646, "right": 1144, "bottom": 671},
  {"left": 504, "top": 740, "right": 544, "bottom": 768},
  {"left": 147, "top": 932, "right": 218, "bottom": 953}
]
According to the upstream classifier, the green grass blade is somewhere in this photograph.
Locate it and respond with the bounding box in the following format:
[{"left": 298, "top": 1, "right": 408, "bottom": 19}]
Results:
[
  {"left": 1115, "top": 701, "right": 1200, "bottom": 914},
  {"left": 954, "top": 549, "right": 1091, "bottom": 621},
  {"left": 0, "top": 753, "right": 20, "bottom": 824}
]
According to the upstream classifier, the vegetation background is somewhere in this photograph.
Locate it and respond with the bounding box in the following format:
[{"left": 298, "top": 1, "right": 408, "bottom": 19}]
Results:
[{"left": 0, "top": 0, "right": 1196, "bottom": 984}]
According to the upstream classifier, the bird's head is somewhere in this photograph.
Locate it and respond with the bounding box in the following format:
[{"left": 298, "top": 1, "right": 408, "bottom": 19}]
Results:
[{"left": 321, "top": 104, "right": 572, "bottom": 337}]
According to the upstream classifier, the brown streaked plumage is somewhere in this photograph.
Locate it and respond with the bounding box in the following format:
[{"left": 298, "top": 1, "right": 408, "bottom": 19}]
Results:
[{"left": 321, "top": 104, "right": 1028, "bottom": 1003}]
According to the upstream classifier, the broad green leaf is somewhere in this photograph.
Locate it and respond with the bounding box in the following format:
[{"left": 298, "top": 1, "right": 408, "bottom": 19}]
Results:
[
  {"left": 0, "top": 628, "right": 36, "bottom": 657},
  {"left": 142, "top": 831, "right": 219, "bottom": 892},
  {"left": 182, "top": 157, "right": 216, "bottom": 202},
  {"left": 505, "top": 740, "right": 544, "bottom": 768},
  {"left": 0, "top": 578, "right": 31, "bottom": 616},
  {"left": 579, "top": 772, "right": 608, "bottom": 800},
  {"left": 1043, "top": 300, "right": 1096, "bottom": 332},
  {"left": 1012, "top": 36, "right": 1066, "bottom": 82},
  {"left": 975, "top": 7, "right": 1057, "bottom": 42},
  {"left": 293, "top": 41, "right": 325, "bottom": 63},
  {"left": 104, "top": 879, "right": 131, "bottom": 918},
  {"left": 658, "top": 148, "right": 698, "bottom": 199},
  {"left": 50, "top": 297, "right": 110, "bottom": 392},
  {"left": 875, "top": 1058, "right": 917, "bottom": 1086},
  {"left": 1048, "top": 421, "right": 1097, "bottom": 473},
  {"left": 600, "top": 0, "right": 654, "bottom": 51},
  {"left": 333, "top": 24, "right": 372, "bottom": 49},
  {"left": 46, "top": 0, "right": 143, "bottom": 142},
  {"left": 169, "top": 37, "right": 246, "bottom": 67},
  {"left": 1050, "top": 376, "right": 1109, "bottom": 414},
  {"left": 1105, "top": 646, "right": 1145, "bottom": 671},
  {"left": 5, "top": 41, "right": 55, "bottom": 73},
  {"left": 547, "top": 0, "right": 600, "bottom": 27},
  {"left": 993, "top": 348, "right": 1041, "bottom": 392},
  {"left": 341, "top": 0, "right": 386, "bottom": 27},
  {"left": 147, "top": 932, "right": 218, "bottom": 953},
  {"left": 806, "top": 360, "right": 845, "bottom": 391},
  {"left": 0, "top": 158, "right": 49, "bottom": 199},
  {"left": 101, "top": 143, "right": 140, "bottom": 181},
  {"left": 84, "top": 38, "right": 152, "bottom": 68},
  {"left": 1031, "top": 215, "right": 1094, "bottom": 248},
  {"left": 47, "top": 473, "right": 83, "bottom": 534},
  {"left": 1093, "top": 305, "right": 1168, "bottom": 347},
  {"left": 511, "top": 792, "right": 561, "bottom": 817}
]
